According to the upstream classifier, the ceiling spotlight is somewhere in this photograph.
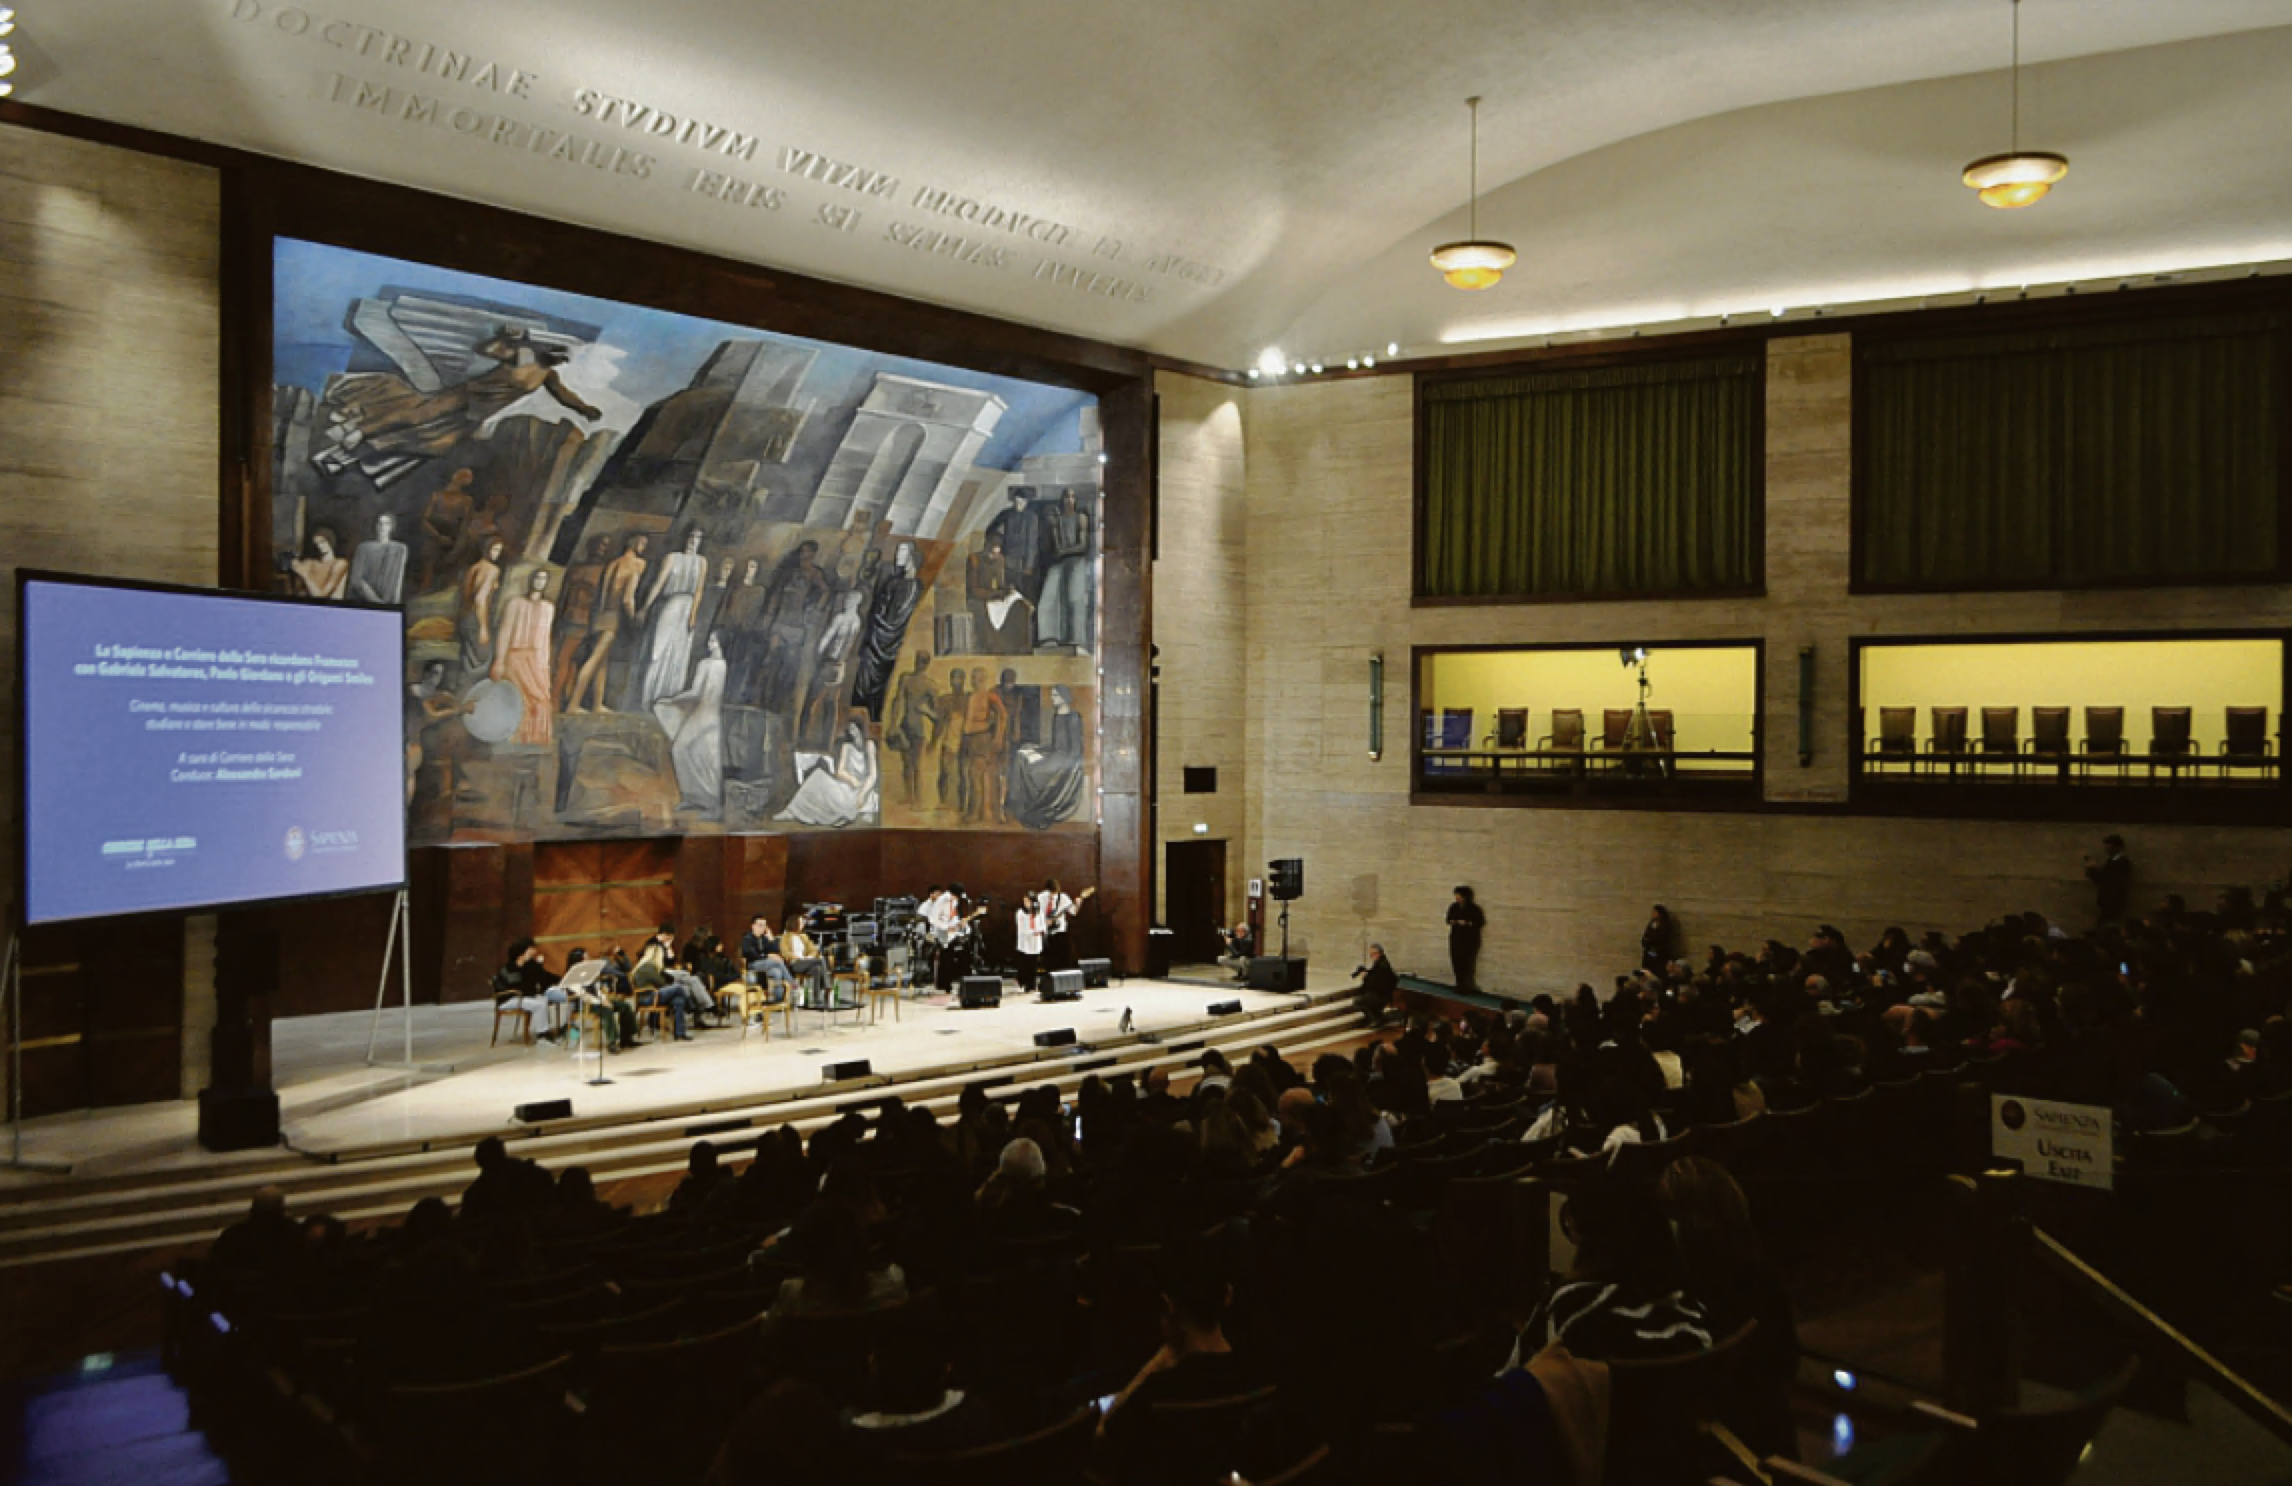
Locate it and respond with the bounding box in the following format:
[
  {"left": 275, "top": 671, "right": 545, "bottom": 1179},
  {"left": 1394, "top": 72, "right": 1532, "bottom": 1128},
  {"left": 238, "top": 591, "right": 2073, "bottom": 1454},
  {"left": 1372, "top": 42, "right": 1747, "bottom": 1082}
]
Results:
[
  {"left": 1346, "top": 357, "right": 1359, "bottom": 370},
  {"left": 1247, "top": 368, "right": 1260, "bottom": 379},
  {"left": 1309, "top": 362, "right": 1324, "bottom": 373},
  {"left": 1363, "top": 355, "right": 1376, "bottom": 368},
  {"left": 1386, "top": 342, "right": 1400, "bottom": 356},
  {"left": 1429, "top": 97, "right": 1517, "bottom": 291},
  {"left": 1963, "top": 0, "right": 2068, "bottom": 208},
  {"left": 1291, "top": 362, "right": 1306, "bottom": 376}
]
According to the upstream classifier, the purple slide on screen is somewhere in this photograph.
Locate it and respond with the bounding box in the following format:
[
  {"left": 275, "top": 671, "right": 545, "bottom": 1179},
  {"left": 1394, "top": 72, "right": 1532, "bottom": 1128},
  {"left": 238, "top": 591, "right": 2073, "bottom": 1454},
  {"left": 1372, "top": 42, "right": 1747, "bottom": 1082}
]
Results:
[{"left": 20, "top": 577, "right": 408, "bottom": 926}]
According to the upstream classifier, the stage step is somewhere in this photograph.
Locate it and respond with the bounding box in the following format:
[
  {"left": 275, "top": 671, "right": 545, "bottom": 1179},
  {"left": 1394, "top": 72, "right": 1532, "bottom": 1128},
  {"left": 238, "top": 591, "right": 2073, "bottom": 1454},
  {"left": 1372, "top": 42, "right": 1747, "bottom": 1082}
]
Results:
[{"left": 0, "top": 999, "right": 1372, "bottom": 1267}]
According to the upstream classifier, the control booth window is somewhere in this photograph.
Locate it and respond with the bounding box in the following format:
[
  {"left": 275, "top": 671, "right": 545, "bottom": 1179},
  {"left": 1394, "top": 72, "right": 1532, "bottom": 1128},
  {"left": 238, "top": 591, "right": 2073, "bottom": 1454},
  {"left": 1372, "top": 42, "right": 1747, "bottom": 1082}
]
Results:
[
  {"left": 1414, "top": 642, "right": 1761, "bottom": 805},
  {"left": 1854, "top": 634, "right": 2287, "bottom": 819}
]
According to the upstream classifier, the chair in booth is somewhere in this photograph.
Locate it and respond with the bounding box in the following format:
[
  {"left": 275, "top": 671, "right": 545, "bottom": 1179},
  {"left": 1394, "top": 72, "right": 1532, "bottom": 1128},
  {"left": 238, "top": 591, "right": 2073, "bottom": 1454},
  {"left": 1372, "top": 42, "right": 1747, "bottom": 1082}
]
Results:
[
  {"left": 1648, "top": 709, "right": 1676, "bottom": 754},
  {"left": 2147, "top": 706, "right": 2195, "bottom": 781},
  {"left": 1872, "top": 706, "right": 1918, "bottom": 774},
  {"left": 1539, "top": 708, "right": 1585, "bottom": 772},
  {"left": 2219, "top": 706, "right": 2274, "bottom": 778},
  {"left": 2025, "top": 706, "right": 2071, "bottom": 780},
  {"left": 2080, "top": 706, "right": 2127, "bottom": 781},
  {"left": 1600, "top": 708, "right": 1634, "bottom": 753},
  {"left": 1493, "top": 707, "right": 1531, "bottom": 772},
  {"left": 1976, "top": 707, "right": 2019, "bottom": 778},
  {"left": 1926, "top": 707, "right": 1969, "bottom": 778}
]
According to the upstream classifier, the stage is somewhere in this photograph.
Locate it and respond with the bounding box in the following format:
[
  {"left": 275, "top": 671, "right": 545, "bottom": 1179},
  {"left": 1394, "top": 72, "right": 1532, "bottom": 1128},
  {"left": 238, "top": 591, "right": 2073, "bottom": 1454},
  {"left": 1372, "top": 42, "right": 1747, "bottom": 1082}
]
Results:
[{"left": 0, "top": 978, "right": 1319, "bottom": 1184}]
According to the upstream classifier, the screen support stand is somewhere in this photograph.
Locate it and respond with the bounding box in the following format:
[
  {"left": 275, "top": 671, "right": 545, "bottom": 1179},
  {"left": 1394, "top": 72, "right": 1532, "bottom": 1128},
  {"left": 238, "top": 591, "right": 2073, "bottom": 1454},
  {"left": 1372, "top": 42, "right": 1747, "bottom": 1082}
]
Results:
[
  {"left": 2, "top": 922, "right": 75, "bottom": 1175},
  {"left": 363, "top": 890, "right": 453, "bottom": 1075}
]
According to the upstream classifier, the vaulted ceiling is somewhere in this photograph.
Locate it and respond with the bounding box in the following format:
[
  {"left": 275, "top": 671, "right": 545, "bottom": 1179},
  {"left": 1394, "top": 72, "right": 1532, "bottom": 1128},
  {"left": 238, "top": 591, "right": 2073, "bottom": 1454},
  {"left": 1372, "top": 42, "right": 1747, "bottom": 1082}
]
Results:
[{"left": 24, "top": 0, "right": 2292, "bottom": 368}]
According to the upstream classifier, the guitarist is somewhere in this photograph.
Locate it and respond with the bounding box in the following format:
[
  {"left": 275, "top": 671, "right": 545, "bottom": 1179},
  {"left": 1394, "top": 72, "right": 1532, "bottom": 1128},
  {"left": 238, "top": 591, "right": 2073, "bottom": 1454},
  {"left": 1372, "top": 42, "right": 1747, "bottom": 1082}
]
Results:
[{"left": 1039, "top": 878, "right": 1095, "bottom": 975}]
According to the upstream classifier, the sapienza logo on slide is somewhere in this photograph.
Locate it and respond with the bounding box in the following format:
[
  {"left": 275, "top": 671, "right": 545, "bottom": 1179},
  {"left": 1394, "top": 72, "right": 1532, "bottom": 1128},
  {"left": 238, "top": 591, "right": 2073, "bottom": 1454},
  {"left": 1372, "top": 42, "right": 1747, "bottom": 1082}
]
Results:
[
  {"left": 288, "top": 826, "right": 362, "bottom": 858},
  {"left": 284, "top": 826, "right": 307, "bottom": 861}
]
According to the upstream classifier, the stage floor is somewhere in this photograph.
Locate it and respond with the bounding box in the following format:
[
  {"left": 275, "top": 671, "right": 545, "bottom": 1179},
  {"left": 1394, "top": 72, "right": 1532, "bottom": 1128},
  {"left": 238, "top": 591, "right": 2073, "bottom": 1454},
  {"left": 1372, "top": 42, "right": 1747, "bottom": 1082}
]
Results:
[{"left": 0, "top": 978, "right": 1303, "bottom": 1183}]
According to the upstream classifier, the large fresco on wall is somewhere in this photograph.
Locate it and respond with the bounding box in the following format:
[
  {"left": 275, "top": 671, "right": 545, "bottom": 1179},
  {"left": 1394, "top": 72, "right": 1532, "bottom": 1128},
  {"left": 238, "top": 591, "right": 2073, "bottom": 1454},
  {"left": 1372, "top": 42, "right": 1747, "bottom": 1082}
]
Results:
[{"left": 270, "top": 239, "right": 1102, "bottom": 844}]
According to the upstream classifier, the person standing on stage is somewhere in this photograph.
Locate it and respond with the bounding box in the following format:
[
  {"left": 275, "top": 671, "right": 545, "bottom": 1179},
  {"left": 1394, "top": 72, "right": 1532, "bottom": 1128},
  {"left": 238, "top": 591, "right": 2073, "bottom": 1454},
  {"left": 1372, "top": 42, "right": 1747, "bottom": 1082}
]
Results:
[
  {"left": 1014, "top": 892, "right": 1046, "bottom": 993},
  {"left": 1041, "top": 879, "right": 1085, "bottom": 974},
  {"left": 1447, "top": 885, "right": 1485, "bottom": 994}
]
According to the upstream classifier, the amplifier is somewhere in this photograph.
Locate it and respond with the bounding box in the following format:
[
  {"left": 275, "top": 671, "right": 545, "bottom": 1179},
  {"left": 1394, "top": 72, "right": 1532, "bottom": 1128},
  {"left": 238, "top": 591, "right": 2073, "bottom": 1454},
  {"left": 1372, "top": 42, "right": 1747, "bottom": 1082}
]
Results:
[
  {"left": 513, "top": 1098, "right": 574, "bottom": 1123},
  {"left": 959, "top": 976, "right": 1003, "bottom": 1009},
  {"left": 1078, "top": 957, "right": 1112, "bottom": 989},
  {"left": 1043, "top": 968, "right": 1085, "bottom": 1000},
  {"left": 1033, "top": 1028, "right": 1077, "bottom": 1048},
  {"left": 1245, "top": 956, "right": 1308, "bottom": 992},
  {"left": 822, "top": 1059, "right": 874, "bottom": 1082}
]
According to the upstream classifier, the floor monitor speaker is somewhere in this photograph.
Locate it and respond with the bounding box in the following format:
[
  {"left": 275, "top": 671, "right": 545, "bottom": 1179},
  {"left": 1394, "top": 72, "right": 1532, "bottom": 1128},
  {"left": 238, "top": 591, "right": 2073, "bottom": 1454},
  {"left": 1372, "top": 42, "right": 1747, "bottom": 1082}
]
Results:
[
  {"left": 1207, "top": 1000, "right": 1244, "bottom": 1017},
  {"left": 823, "top": 1059, "right": 874, "bottom": 1082},
  {"left": 1079, "top": 957, "right": 1112, "bottom": 989},
  {"left": 1034, "top": 1028, "right": 1077, "bottom": 1048},
  {"left": 959, "top": 976, "right": 1003, "bottom": 1009},
  {"left": 514, "top": 1098, "right": 574, "bottom": 1124},
  {"left": 1245, "top": 956, "right": 1308, "bottom": 992},
  {"left": 1043, "top": 968, "right": 1085, "bottom": 1001},
  {"left": 197, "top": 1087, "right": 280, "bottom": 1152}
]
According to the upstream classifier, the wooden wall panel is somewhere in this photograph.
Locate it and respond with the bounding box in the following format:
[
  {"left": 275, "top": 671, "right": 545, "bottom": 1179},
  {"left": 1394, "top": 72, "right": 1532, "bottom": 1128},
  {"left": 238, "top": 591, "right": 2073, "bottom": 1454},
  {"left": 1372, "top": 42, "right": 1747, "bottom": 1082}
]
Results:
[
  {"left": 14, "top": 919, "right": 185, "bottom": 1116},
  {"left": 726, "top": 834, "right": 791, "bottom": 935}
]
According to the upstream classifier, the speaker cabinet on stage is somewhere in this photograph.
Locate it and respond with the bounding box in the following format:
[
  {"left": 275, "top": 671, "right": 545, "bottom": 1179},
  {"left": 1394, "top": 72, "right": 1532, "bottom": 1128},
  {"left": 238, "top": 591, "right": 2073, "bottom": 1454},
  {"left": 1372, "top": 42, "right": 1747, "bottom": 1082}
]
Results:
[
  {"left": 1268, "top": 858, "right": 1304, "bottom": 901},
  {"left": 198, "top": 1087, "right": 280, "bottom": 1152},
  {"left": 823, "top": 1059, "right": 874, "bottom": 1082},
  {"left": 514, "top": 1099, "right": 573, "bottom": 1124},
  {"left": 959, "top": 976, "right": 1003, "bottom": 1009},
  {"left": 1034, "top": 1028, "right": 1077, "bottom": 1048},
  {"left": 1043, "top": 968, "right": 1084, "bottom": 1001},
  {"left": 1145, "top": 927, "right": 1174, "bottom": 980},
  {"left": 1078, "top": 957, "right": 1112, "bottom": 989},
  {"left": 1245, "top": 956, "right": 1308, "bottom": 992}
]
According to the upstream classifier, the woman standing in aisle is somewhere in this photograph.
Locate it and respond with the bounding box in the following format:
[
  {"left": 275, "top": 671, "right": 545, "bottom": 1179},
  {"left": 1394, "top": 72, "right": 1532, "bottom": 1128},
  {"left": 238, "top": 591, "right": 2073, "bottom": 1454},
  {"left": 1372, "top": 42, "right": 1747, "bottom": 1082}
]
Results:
[{"left": 1447, "top": 885, "right": 1484, "bottom": 993}]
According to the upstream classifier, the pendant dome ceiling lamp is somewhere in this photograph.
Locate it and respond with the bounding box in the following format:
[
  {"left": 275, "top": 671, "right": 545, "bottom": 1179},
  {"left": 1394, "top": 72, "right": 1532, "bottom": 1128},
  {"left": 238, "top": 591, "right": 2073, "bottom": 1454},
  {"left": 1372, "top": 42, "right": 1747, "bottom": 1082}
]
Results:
[
  {"left": 1430, "top": 96, "right": 1517, "bottom": 290},
  {"left": 1962, "top": 0, "right": 2068, "bottom": 208}
]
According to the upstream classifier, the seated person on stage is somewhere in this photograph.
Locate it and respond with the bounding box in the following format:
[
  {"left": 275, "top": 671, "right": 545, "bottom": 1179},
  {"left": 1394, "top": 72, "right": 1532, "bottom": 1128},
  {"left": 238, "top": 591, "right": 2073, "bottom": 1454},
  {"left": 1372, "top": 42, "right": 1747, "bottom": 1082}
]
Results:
[
  {"left": 560, "top": 948, "right": 640, "bottom": 1052},
  {"left": 630, "top": 941, "right": 711, "bottom": 1040},
  {"left": 781, "top": 921, "right": 832, "bottom": 1005},
  {"left": 492, "top": 938, "right": 569, "bottom": 1040},
  {"left": 683, "top": 926, "right": 739, "bottom": 991},
  {"left": 741, "top": 914, "right": 795, "bottom": 997},
  {"left": 1353, "top": 942, "right": 1399, "bottom": 1020},
  {"left": 1216, "top": 920, "right": 1256, "bottom": 979}
]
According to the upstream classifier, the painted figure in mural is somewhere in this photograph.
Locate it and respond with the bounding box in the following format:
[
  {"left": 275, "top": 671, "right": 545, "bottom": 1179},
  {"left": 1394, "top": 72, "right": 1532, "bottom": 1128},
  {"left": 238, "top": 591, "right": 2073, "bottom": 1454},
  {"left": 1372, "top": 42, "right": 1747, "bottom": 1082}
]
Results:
[
  {"left": 654, "top": 631, "right": 729, "bottom": 816},
  {"left": 404, "top": 657, "right": 465, "bottom": 807},
  {"left": 568, "top": 533, "right": 647, "bottom": 714},
  {"left": 348, "top": 513, "right": 409, "bottom": 606},
  {"left": 801, "top": 589, "right": 868, "bottom": 749},
  {"left": 850, "top": 541, "right": 923, "bottom": 721},
  {"left": 493, "top": 567, "right": 558, "bottom": 745},
  {"left": 985, "top": 488, "right": 1046, "bottom": 604},
  {"left": 756, "top": 540, "right": 830, "bottom": 716},
  {"left": 416, "top": 468, "right": 479, "bottom": 592},
  {"left": 1035, "top": 490, "right": 1093, "bottom": 651},
  {"left": 958, "top": 665, "right": 1010, "bottom": 826},
  {"left": 935, "top": 666, "right": 969, "bottom": 814},
  {"left": 967, "top": 531, "right": 1033, "bottom": 655},
  {"left": 633, "top": 527, "right": 710, "bottom": 711},
  {"left": 314, "top": 326, "right": 603, "bottom": 480},
  {"left": 1008, "top": 685, "right": 1087, "bottom": 831},
  {"left": 994, "top": 668, "right": 1027, "bottom": 822},
  {"left": 691, "top": 557, "right": 736, "bottom": 656},
  {"left": 551, "top": 534, "right": 614, "bottom": 707},
  {"left": 456, "top": 537, "right": 506, "bottom": 685},
  {"left": 886, "top": 651, "right": 939, "bottom": 807},
  {"left": 290, "top": 528, "right": 349, "bottom": 600},
  {"left": 718, "top": 557, "right": 768, "bottom": 701},
  {"left": 777, "top": 715, "right": 880, "bottom": 828}
]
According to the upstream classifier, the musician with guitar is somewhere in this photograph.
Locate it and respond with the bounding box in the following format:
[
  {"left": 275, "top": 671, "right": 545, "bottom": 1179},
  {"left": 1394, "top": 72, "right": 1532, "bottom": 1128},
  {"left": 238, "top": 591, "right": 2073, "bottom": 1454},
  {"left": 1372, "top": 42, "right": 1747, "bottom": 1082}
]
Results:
[{"left": 1039, "top": 878, "right": 1094, "bottom": 974}]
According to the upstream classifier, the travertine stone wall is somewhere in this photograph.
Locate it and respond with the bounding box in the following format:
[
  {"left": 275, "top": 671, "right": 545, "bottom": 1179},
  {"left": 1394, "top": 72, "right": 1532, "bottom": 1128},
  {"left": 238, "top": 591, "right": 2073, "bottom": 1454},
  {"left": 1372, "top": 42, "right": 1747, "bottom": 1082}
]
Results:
[
  {"left": 1230, "top": 337, "right": 2292, "bottom": 998},
  {"left": 1152, "top": 375, "right": 1252, "bottom": 924},
  {"left": 0, "top": 122, "right": 221, "bottom": 1097}
]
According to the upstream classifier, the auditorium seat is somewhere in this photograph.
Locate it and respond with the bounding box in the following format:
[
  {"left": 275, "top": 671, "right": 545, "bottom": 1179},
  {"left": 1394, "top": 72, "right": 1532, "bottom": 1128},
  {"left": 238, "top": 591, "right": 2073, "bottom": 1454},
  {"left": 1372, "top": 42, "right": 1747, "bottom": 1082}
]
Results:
[
  {"left": 375, "top": 1351, "right": 573, "bottom": 1486},
  {"left": 1604, "top": 1318, "right": 1757, "bottom": 1486},
  {"left": 1609, "top": 1128, "right": 1696, "bottom": 1182},
  {"left": 1907, "top": 1354, "right": 2138, "bottom": 1486},
  {"left": 897, "top": 1402, "right": 1095, "bottom": 1486}
]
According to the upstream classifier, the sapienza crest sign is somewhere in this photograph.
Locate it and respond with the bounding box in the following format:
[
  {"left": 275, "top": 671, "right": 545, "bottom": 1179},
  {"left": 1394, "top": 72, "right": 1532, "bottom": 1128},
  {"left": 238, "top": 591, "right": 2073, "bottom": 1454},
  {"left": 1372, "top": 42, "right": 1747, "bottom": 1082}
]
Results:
[{"left": 1991, "top": 1094, "right": 2114, "bottom": 1190}]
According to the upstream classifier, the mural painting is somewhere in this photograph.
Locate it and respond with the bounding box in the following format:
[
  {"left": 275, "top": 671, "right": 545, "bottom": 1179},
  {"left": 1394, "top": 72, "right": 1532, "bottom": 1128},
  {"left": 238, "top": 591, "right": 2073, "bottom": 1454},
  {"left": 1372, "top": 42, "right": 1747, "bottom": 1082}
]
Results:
[{"left": 270, "top": 240, "right": 1102, "bottom": 844}]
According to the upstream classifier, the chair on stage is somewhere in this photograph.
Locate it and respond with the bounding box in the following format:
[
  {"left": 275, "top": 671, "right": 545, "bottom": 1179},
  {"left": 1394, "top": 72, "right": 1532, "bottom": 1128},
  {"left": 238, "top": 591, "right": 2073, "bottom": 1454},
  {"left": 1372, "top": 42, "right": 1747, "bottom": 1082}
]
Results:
[
  {"left": 865, "top": 955, "right": 911, "bottom": 1025},
  {"left": 731, "top": 979, "right": 795, "bottom": 1041},
  {"left": 490, "top": 992, "right": 534, "bottom": 1048}
]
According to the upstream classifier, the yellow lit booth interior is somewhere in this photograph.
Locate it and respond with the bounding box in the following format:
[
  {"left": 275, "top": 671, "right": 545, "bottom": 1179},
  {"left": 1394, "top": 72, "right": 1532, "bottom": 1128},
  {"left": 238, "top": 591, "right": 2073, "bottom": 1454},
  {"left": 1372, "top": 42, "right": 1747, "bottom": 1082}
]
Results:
[
  {"left": 1416, "top": 643, "right": 1759, "bottom": 798},
  {"left": 1855, "top": 636, "right": 2286, "bottom": 786}
]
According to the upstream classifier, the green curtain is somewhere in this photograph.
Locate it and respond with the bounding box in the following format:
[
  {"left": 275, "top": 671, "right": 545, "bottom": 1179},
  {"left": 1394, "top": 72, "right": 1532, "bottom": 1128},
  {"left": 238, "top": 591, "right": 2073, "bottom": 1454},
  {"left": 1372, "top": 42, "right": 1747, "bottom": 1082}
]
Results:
[
  {"left": 1857, "top": 315, "right": 2281, "bottom": 587},
  {"left": 1420, "top": 356, "right": 1761, "bottom": 599}
]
